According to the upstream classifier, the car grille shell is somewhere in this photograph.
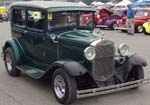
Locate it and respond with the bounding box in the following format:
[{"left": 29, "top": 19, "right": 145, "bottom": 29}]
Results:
[{"left": 92, "top": 40, "right": 115, "bottom": 81}]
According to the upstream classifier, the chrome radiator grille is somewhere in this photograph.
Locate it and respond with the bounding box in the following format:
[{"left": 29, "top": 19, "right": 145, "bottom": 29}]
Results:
[{"left": 92, "top": 40, "right": 115, "bottom": 81}]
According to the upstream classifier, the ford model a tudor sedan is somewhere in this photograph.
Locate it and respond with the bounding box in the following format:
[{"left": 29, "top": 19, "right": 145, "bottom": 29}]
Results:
[{"left": 1, "top": 1, "right": 149, "bottom": 104}]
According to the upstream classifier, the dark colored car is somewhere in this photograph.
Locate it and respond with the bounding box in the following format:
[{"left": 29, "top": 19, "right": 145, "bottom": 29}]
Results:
[
  {"left": 116, "top": 8, "right": 150, "bottom": 33},
  {"left": 97, "top": 9, "right": 126, "bottom": 30},
  {"left": 2, "top": 1, "right": 149, "bottom": 104}
]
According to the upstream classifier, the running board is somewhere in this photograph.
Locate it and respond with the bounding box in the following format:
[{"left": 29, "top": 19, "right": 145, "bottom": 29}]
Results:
[
  {"left": 77, "top": 78, "right": 150, "bottom": 98},
  {"left": 16, "top": 65, "right": 45, "bottom": 79}
]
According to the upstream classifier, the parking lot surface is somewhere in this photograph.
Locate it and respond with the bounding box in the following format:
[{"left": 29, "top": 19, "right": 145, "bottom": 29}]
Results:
[{"left": 0, "top": 22, "right": 150, "bottom": 105}]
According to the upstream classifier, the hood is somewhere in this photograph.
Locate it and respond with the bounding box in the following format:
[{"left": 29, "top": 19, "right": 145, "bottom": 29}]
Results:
[
  {"left": 58, "top": 30, "right": 100, "bottom": 46},
  {"left": 135, "top": 16, "right": 147, "bottom": 20},
  {"left": 57, "top": 30, "right": 102, "bottom": 62}
]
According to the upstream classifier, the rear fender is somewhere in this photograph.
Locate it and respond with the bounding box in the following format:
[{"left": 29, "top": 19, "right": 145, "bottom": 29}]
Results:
[{"left": 3, "top": 38, "right": 24, "bottom": 65}]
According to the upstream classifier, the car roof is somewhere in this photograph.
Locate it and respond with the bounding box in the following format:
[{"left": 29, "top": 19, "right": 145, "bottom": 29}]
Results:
[{"left": 10, "top": 1, "right": 90, "bottom": 9}]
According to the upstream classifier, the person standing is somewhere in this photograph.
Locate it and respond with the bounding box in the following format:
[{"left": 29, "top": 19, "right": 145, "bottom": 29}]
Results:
[{"left": 126, "top": 4, "right": 135, "bottom": 35}]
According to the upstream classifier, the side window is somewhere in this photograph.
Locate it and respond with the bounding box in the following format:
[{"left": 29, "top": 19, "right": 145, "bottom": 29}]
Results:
[
  {"left": 13, "top": 9, "right": 25, "bottom": 26},
  {"left": 27, "top": 10, "right": 45, "bottom": 30}
]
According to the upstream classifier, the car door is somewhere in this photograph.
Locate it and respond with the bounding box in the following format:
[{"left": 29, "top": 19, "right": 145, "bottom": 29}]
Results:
[
  {"left": 22, "top": 9, "right": 57, "bottom": 68},
  {"left": 11, "top": 7, "right": 26, "bottom": 59}
]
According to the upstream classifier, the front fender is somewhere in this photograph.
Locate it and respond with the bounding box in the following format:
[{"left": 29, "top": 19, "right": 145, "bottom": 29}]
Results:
[
  {"left": 134, "top": 20, "right": 145, "bottom": 27},
  {"left": 115, "top": 54, "right": 147, "bottom": 82},
  {"left": 3, "top": 38, "right": 24, "bottom": 65},
  {"left": 50, "top": 60, "right": 88, "bottom": 76},
  {"left": 129, "top": 54, "right": 147, "bottom": 67}
]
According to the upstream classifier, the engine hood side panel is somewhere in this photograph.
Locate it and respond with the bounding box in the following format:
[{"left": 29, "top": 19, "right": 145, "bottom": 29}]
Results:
[{"left": 57, "top": 31, "right": 99, "bottom": 62}]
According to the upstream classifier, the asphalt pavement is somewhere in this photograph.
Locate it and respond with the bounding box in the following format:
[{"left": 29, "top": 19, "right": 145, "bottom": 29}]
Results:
[{"left": 0, "top": 22, "right": 150, "bottom": 105}]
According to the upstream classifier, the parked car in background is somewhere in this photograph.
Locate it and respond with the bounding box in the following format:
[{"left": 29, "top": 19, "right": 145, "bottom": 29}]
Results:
[
  {"left": 116, "top": 8, "right": 150, "bottom": 33},
  {"left": 143, "top": 20, "right": 150, "bottom": 35},
  {"left": 96, "top": 8, "right": 126, "bottom": 30},
  {"left": 95, "top": 7, "right": 113, "bottom": 26},
  {"left": 80, "top": 13, "right": 93, "bottom": 26},
  {"left": 0, "top": 6, "right": 8, "bottom": 21},
  {"left": 2, "top": 1, "right": 149, "bottom": 104}
]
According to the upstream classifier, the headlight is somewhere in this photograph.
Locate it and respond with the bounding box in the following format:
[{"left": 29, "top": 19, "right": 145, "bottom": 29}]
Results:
[
  {"left": 118, "top": 43, "right": 129, "bottom": 56},
  {"left": 84, "top": 47, "right": 96, "bottom": 60}
]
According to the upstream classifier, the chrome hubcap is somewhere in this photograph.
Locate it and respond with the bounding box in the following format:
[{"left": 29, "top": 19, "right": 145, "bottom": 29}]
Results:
[
  {"left": 5, "top": 54, "right": 12, "bottom": 71},
  {"left": 54, "top": 75, "right": 66, "bottom": 99},
  {"left": 138, "top": 25, "right": 143, "bottom": 32}
]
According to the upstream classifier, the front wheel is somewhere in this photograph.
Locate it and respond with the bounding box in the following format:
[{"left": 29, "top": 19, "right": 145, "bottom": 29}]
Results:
[
  {"left": 52, "top": 68, "right": 77, "bottom": 104},
  {"left": 127, "top": 66, "right": 144, "bottom": 89},
  {"left": 112, "top": 23, "right": 117, "bottom": 30},
  {"left": 136, "top": 25, "right": 144, "bottom": 33}
]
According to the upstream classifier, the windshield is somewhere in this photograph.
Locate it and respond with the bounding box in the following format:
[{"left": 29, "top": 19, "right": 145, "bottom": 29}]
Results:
[
  {"left": 136, "top": 10, "right": 148, "bottom": 16},
  {"left": 48, "top": 11, "right": 93, "bottom": 30}
]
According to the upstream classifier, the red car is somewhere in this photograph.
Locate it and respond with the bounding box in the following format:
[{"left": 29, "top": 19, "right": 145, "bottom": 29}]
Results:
[
  {"left": 96, "top": 8, "right": 127, "bottom": 30},
  {"left": 116, "top": 8, "right": 150, "bottom": 33},
  {"left": 81, "top": 7, "right": 113, "bottom": 26},
  {"left": 95, "top": 7, "right": 113, "bottom": 26}
]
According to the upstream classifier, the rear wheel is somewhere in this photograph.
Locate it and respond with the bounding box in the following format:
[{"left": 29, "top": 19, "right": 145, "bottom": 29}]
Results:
[
  {"left": 52, "top": 68, "right": 77, "bottom": 104},
  {"left": 4, "top": 47, "right": 21, "bottom": 76}
]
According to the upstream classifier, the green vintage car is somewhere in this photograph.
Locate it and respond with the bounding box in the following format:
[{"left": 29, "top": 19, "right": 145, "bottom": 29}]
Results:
[{"left": 1, "top": 1, "right": 149, "bottom": 104}]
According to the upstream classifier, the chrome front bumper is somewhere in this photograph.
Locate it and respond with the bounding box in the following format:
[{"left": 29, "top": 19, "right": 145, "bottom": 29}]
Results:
[{"left": 77, "top": 77, "right": 150, "bottom": 98}]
